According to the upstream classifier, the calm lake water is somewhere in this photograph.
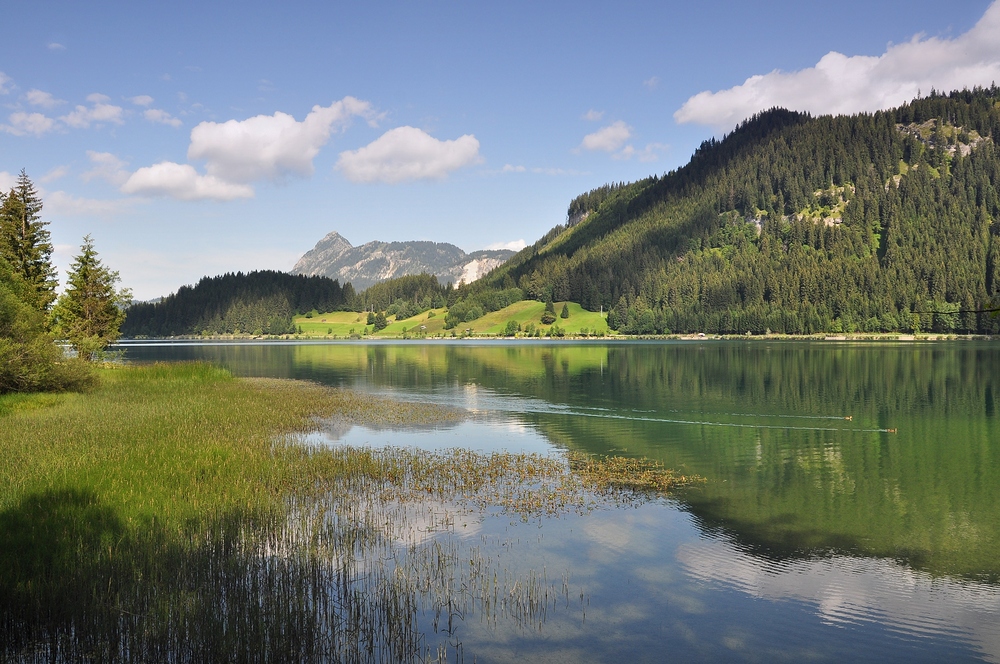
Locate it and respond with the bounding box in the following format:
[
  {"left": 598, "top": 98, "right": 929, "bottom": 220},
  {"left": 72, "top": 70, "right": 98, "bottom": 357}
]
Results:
[{"left": 117, "top": 339, "right": 1000, "bottom": 662}]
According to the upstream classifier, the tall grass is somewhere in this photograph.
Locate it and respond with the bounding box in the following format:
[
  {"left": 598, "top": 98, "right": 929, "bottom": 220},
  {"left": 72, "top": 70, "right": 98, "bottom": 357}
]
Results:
[{"left": 0, "top": 363, "right": 697, "bottom": 662}]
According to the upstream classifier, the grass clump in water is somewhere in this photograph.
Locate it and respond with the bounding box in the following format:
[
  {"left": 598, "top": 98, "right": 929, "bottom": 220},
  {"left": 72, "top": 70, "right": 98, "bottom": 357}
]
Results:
[{"left": 0, "top": 362, "right": 698, "bottom": 662}]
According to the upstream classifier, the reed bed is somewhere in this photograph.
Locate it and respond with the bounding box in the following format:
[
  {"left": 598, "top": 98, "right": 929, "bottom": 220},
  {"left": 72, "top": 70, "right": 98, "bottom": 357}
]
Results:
[{"left": 0, "top": 363, "right": 699, "bottom": 662}]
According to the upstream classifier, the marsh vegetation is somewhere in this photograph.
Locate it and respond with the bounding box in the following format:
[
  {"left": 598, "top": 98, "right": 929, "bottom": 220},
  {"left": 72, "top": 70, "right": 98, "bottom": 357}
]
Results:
[{"left": 0, "top": 363, "right": 695, "bottom": 662}]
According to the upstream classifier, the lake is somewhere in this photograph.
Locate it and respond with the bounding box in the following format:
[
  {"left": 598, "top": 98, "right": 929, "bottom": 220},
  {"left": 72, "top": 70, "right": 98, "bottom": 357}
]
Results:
[{"left": 117, "top": 339, "right": 1000, "bottom": 662}]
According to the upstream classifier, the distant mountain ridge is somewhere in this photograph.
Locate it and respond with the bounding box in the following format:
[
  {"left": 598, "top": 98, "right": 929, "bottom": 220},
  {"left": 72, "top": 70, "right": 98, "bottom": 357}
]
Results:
[{"left": 292, "top": 232, "right": 514, "bottom": 291}]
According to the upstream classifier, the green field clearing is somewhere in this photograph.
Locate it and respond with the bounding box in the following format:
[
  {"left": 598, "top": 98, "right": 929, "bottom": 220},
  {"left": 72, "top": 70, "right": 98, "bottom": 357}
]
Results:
[
  {"left": 293, "top": 301, "right": 609, "bottom": 338},
  {"left": 292, "top": 311, "right": 369, "bottom": 336},
  {"left": 373, "top": 308, "right": 449, "bottom": 336},
  {"left": 471, "top": 301, "right": 609, "bottom": 336}
]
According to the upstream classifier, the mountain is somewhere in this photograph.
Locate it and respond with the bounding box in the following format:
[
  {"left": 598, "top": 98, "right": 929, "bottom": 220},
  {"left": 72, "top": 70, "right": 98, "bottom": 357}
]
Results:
[
  {"left": 467, "top": 88, "right": 1000, "bottom": 335},
  {"left": 292, "top": 232, "right": 514, "bottom": 291}
]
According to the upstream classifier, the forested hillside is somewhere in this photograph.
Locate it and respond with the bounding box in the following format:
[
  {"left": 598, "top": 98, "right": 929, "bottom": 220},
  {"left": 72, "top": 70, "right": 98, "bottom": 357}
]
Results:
[
  {"left": 121, "top": 271, "right": 354, "bottom": 337},
  {"left": 472, "top": 88, "right": 1000, "bottom": 334}
]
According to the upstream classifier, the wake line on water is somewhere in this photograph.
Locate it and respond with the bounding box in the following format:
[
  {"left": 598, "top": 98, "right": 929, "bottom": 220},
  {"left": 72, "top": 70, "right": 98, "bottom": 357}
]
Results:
[
  {"left": 720, "top": 411, "right": 854, "bottom": 421},
  {"left": 368, "top": 388, "right": 895, "bottom": 433},
  {"left": 505, "top": 407, "right": 895, "bottom": 434}
]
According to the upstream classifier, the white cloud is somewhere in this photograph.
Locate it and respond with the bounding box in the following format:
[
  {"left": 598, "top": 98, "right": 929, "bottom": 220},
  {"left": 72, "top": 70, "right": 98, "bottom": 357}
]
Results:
[
  {"left": 0, "top": 72, "right": 10, "bottom": 94},
  {"left": 643, "top": 76, "right": 660, "bottom": 90},
  {"left": 675, "top": 1, "right": 1000, "bottom": 130},
  {"left": 60, "top": 93, "right": 125, "bottom": 128},
  {"left": 82, "top": 151, "right": 130, "bottom": 186},
  {"left": 531, "top": 167, "right": 588, "bottom": 176},
  {"left": 0, "top": 171, "right": 17, "bottom": 191},
  {"left": 40, "top": 165, "right": 70, "bottom": 183},
  {"left": 336, "top": 126, "right": 481, "bottom": 183},
  {"left": 47, "top": 42, "right": 66, "bottom": 51},
  {"left": 639, "top": 143, "right": 669, "bottom": 162},
  {"left": 615, "top": 142, "right": 669, "bottom": 162},
  {"left": 144, "top": 108, "right": 182, "bottom": 127},
  {"left": 130, "top": 95, "right": 154, "bottom": 107},
  {"left": 188, "top": 96, "right": 376, "bottom": 183},
  {"left": 580, "top": 120, "right": 632, "bottom": 152},
  {"left": 25, "top": 89, "right": 63, "bottom": 108},
  {"left": 121, "top": 162, "right": 254, "bottom": 201},
  {"left": 497, "top": 164, "right": 587, "bottom": 176},
  {"left": 583, "top": 109, "right": 605, "bottom": 121},
  {"left": 485, "top": 239, "right": 526, "bottom": 251},
  {"left": 45, "top": 191, "right": 136, "bottom": 217},
  {"left": 2, "top": 111, "right": 56, "bottom": 136}
]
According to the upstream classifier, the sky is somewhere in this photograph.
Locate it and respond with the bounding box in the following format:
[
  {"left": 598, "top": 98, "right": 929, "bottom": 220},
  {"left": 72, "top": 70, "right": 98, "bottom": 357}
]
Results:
[{"left": 2, "top": 0, "right": 999, "bottom": 300}]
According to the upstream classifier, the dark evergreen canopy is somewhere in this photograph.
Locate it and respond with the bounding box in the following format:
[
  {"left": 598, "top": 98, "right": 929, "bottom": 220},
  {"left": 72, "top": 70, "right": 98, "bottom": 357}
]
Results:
[{"left": 122, "top": 271, "right": 353, "bottom": 337}]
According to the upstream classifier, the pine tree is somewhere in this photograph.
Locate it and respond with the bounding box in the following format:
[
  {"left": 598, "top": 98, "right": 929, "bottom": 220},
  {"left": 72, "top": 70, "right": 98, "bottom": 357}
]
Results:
[
  {"left": 0, "top": 170, "right": 57, "bottom": 310},
  {"left": 560, "top": 303, "right": 570, "bottom": 319},
  {"left": 52, "top": 235, "right": 132, "bottom": 360},
  {"left": 541, "top": 296, "right": 556, "bottom": 324}
]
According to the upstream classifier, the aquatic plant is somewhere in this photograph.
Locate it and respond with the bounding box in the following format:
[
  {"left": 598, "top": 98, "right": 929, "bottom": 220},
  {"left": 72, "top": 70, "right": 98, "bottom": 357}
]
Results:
[{"left": 0, "top": 363, "right": 698, "bottom": 662}]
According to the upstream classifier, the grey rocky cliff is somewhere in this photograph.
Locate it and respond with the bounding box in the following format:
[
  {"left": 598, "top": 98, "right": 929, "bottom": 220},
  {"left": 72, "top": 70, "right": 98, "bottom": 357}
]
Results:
[{"left": 292, "top": 232, "right": 514, "bottom": 291}]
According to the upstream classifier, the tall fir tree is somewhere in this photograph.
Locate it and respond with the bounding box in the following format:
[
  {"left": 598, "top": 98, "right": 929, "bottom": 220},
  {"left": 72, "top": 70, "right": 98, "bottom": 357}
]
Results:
[
  {"left": 0, "top": 170, "right": 57, "bottom": 310},
  {"left": 52, "top": 235, "right": 132, "bottom": 360}
]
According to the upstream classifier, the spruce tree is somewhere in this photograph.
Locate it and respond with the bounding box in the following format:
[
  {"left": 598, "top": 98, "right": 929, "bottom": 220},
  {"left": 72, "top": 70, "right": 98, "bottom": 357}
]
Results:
[
  {"left": 541, "top": 296, "right": 556, "bottom": 324},
  {"left": 0, "top": 170, "right": 57, "bottom": 310},
  {"left": 52, "top": 235, "right": 132, "bottom": 360}
]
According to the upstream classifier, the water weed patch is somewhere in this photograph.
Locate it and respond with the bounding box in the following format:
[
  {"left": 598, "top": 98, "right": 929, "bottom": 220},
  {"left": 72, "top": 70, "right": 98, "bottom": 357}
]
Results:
[{"left": 0, "top": 363, "right": 697, "bottom": 662}]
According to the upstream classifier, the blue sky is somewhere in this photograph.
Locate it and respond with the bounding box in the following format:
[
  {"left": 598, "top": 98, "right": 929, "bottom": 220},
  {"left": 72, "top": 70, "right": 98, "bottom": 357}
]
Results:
[{"left": 2, "top": 0, "right": 998, "bottom": 299}]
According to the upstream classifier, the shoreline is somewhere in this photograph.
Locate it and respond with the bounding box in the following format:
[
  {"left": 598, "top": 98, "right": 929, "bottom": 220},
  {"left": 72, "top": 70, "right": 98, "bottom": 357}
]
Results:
[{"left": 116, "top": 332, "right": 999, "bottom": 343}]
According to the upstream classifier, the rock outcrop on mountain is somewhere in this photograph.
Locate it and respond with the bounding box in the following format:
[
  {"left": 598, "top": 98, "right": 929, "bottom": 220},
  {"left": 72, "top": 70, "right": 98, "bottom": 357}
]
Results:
[{"left": 291, "top": 232, "right": 513, "bottom": 291}]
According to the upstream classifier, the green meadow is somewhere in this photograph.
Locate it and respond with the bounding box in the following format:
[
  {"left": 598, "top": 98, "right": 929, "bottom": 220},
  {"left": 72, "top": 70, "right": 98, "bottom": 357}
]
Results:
[{"left": 291, "top": 301, "right": 610, "bottom": 338}]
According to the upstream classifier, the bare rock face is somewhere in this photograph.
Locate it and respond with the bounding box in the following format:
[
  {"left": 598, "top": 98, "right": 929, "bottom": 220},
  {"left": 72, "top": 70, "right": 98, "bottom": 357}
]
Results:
[
  {"left": 292, "top": 232, "right": 515, "bottom": 291},
  {"left": 292, "top": 231, "right": 353, "bottom": 274}
]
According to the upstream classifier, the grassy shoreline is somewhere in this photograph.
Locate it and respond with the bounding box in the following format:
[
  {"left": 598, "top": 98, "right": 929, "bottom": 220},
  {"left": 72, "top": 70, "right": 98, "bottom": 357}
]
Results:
[{"left": 1, "top": 363, "right": 695, "bottom": 661}]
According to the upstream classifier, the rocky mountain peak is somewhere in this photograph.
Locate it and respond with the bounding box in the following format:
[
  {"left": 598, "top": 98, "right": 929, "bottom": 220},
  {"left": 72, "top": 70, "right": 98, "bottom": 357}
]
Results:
[{"left": 291, "top": 231, "right": 515, "bottom": 291}]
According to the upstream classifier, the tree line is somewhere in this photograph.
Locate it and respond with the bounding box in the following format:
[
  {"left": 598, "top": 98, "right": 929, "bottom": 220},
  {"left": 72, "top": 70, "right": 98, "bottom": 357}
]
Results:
[
  {"left": 121, "top": 271, "right": 356, "bottom": 337},
  {"left": 1, "top": 171, "right": 130, "bottom": 392}
]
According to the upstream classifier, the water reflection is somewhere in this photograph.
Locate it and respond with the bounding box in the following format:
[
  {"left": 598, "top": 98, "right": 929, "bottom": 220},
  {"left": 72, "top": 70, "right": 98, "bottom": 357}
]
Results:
[
  {"left": 119, "top": 340, "right": 1000, "bottom": 579},
  {"left": 119, "top": 339, "right": 1000, "bottom": 660},
  {"left": 305, "top": 417, "right": 558, "bottom": 456},
  {"left": 678, "top": 537, "right": 1000, "bottom": 660}
]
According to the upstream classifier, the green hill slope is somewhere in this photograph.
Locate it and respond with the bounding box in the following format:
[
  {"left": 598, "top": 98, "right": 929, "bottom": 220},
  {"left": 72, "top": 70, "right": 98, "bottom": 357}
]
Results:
[{"left": 473, "top": 89, "right": 1000, "bottom": 335}]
